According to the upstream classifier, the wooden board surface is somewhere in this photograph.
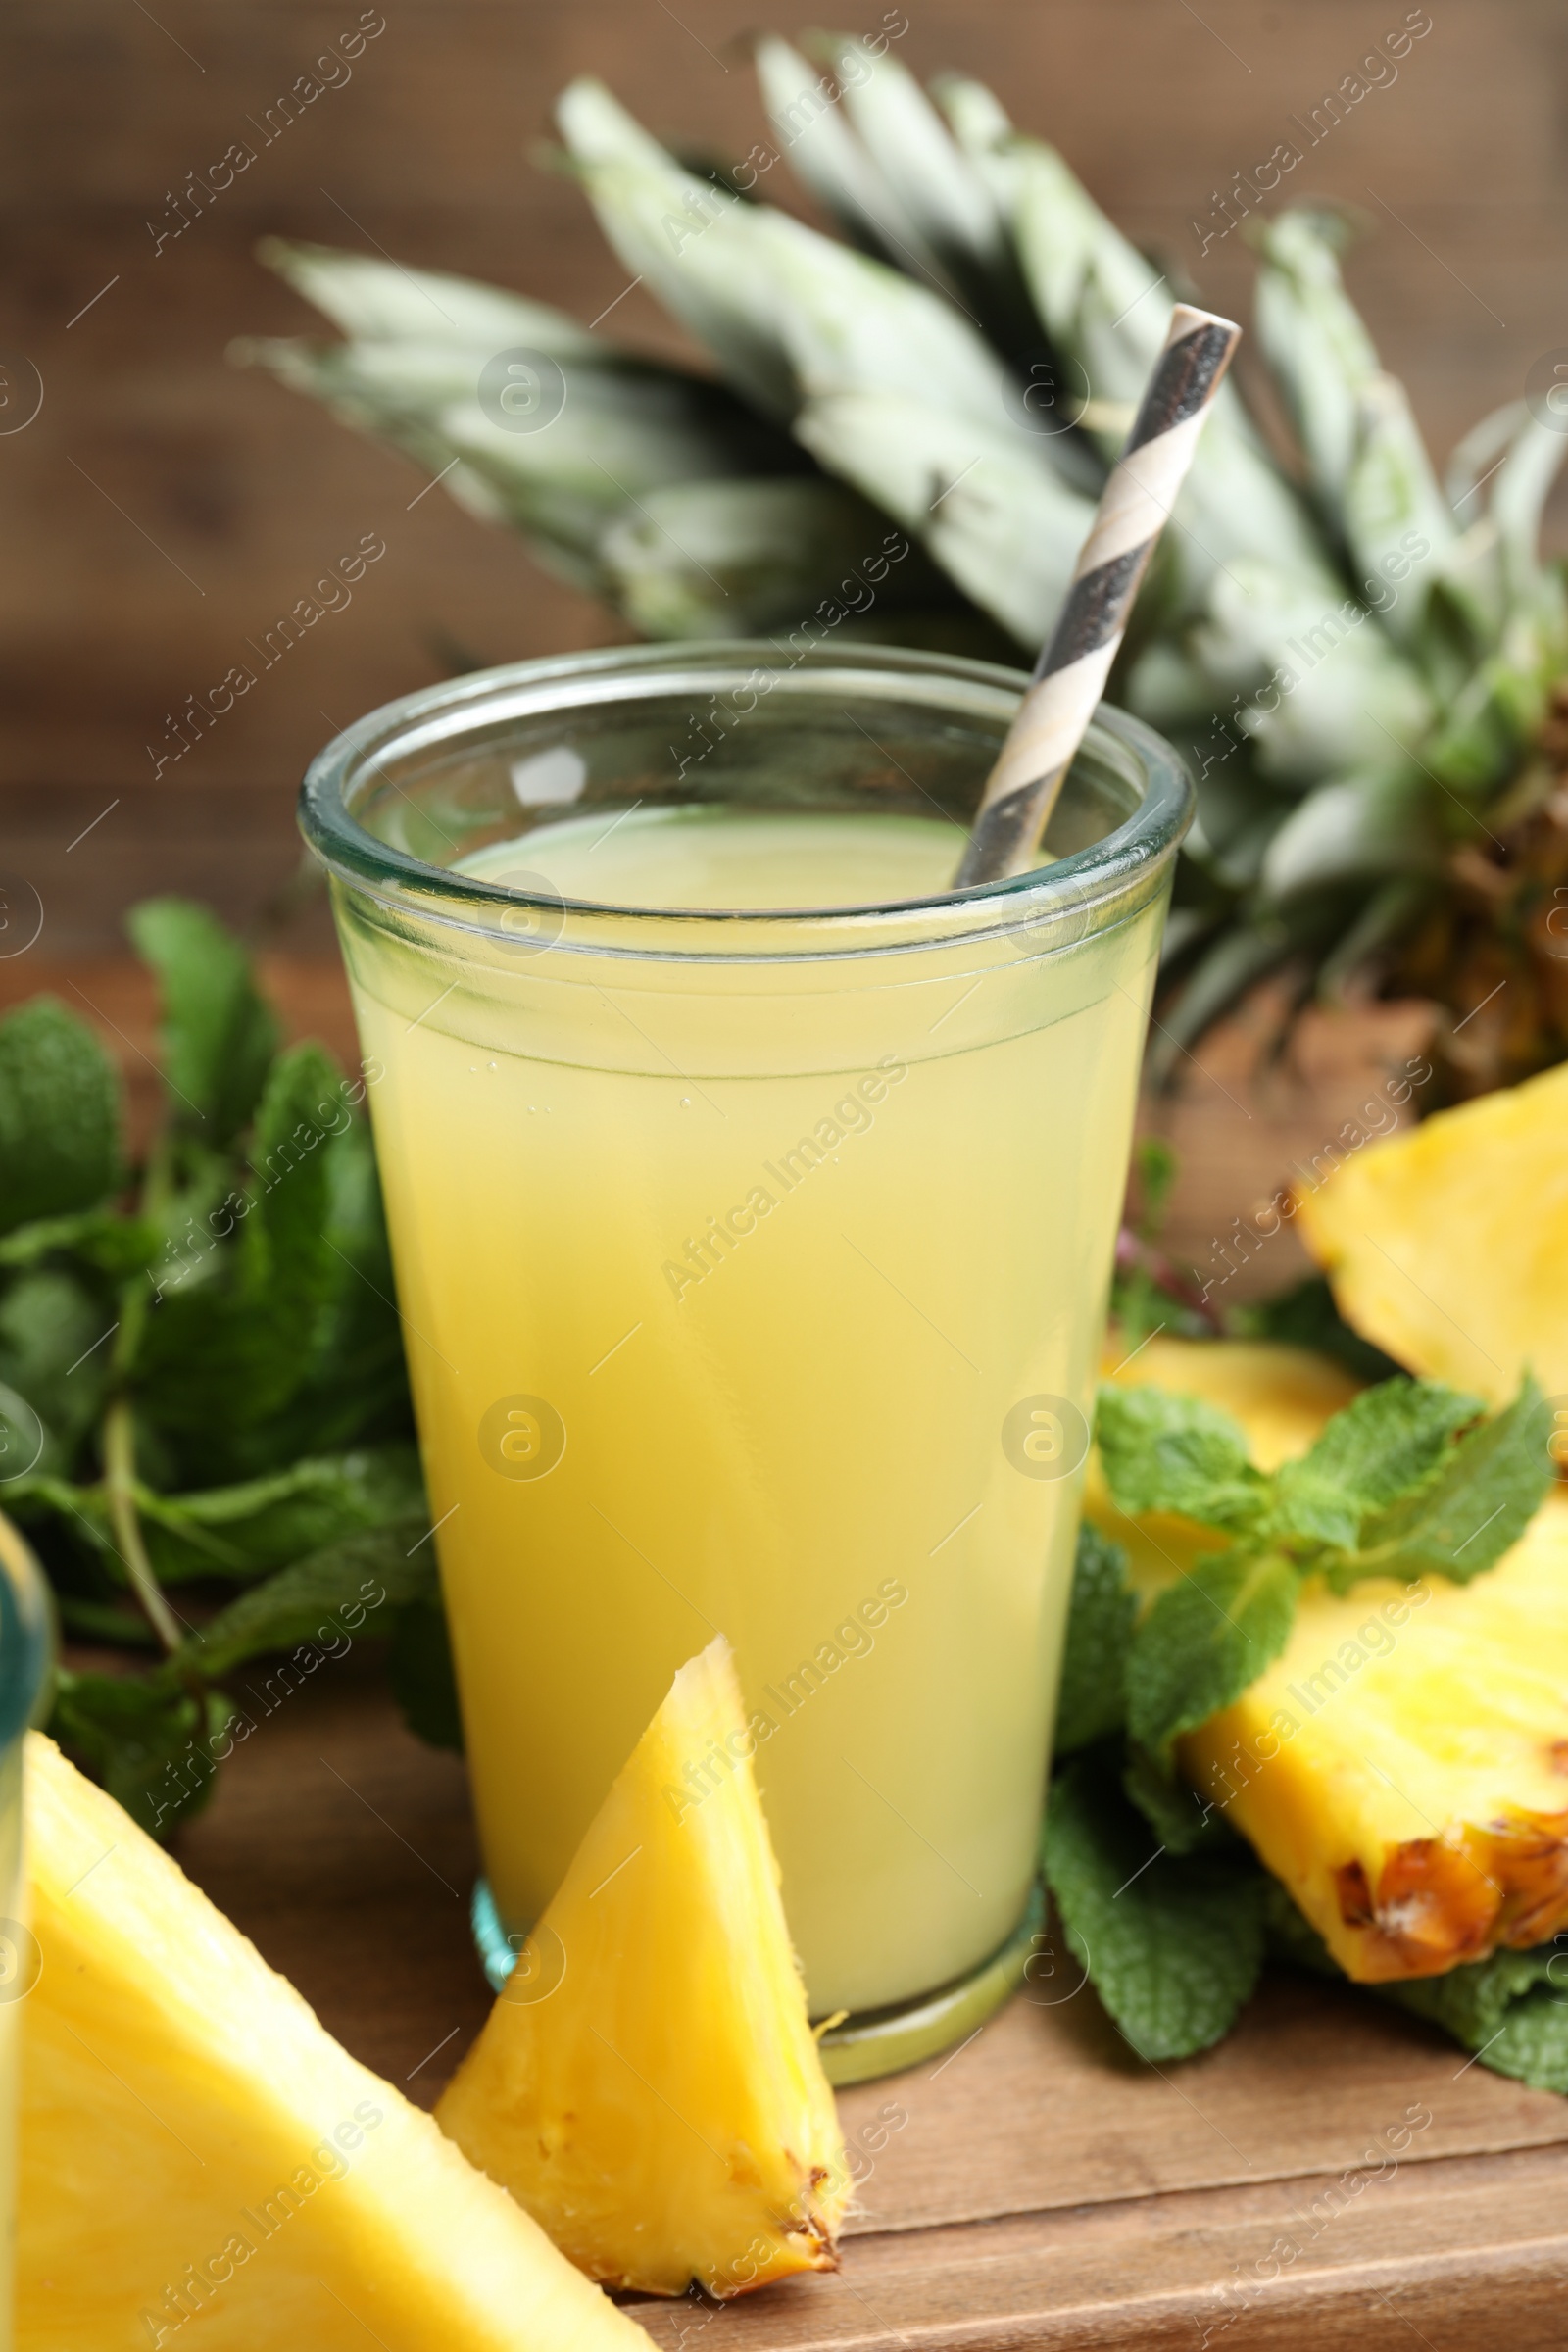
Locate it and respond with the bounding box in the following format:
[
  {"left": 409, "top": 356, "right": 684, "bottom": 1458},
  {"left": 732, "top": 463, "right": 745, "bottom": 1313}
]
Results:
[
  {"left": 5, "top": 0, "right": 1568, "bottom": 953},
  {"left": 173, "top": 1655, "right": 1568, "bottom": 2352}
]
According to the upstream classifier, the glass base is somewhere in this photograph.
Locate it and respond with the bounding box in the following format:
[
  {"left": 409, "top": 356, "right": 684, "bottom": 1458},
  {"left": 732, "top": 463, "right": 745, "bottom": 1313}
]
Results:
[
  {"left": 470, "top": 1877, "right": 1044, "bottom": 2088},
  {"left": 814, "top": 1881, "right": 1045, "bottom": 2085}
]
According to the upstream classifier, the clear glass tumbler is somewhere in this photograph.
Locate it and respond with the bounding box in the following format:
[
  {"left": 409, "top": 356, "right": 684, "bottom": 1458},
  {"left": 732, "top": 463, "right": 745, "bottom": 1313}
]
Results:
[{"left": 301, "top": 642, "right": 1191, "bottom": 2080}]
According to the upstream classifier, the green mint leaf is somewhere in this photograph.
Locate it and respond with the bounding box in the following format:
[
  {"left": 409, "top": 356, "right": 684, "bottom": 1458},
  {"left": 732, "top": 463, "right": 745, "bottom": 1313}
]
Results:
[
  {"left": 0, "top": 1269, "right": 113, "bottom": 1463},
  {"left": 173, "top": 1517, "right": 430, "bottom": 1681},
  {"left": 247, "top": 1040, "right": 343, "bottom": 1280},
  {"left": 1341, "top": 1376, "right": 1553, "bottom": 1589},
  {"left": 1473, "top": 1988, "right": 1568, "bottom": 2094},
  {"left": 54, "top": 1597, "right": 161, "bottom": 1649},
  {"left": 0, "top": 1208, "right": 157, "bottom": 1278},
  {"left": 1054, "top": 1524, "right": 1135, "bottom": 1755},
  {"left": 0, "top": 999, "right": 120, "bottom": 1235},
  {"left": 1271, "top": 1881, "right": 1568, "bottom": 2092},
  {"left": 0, "top": 1381, "right": 53, "bottom": 1494},
  {"left": 132, "top": 1043, "right": 345, "bottom": 1456},
  {"left": 1043, "top": 1755, "right": 1266, "bottom": 2061},
  {"left": 49, "top": 1672, "right": 230, "bottom": 1841},
  {"left": 8, "top": 1474, "right": 121, "bottom": 1573},
  {"left": 1271, "top": 1377, "right": 1484, "bottom": 1551},
  {"left": 139, "top": 1443, "right": 425, "bottom": 1582},
  {"left": 126, "top": 898, "right": 279, "bottom": 1144},
  {"left": 1384, "top": 1938, "right": 1568, "bottom": 2092},
  {"left": 1096, "top": 1383, "right": 1269, "bottom": 1533},
  {"left": 1122, "top": 1743, "right": 1233, "bottom": 1856},
  {"left": 388, "top": 1592, "right": 465, "bottom": 1751},
  {"left": 243, "top": 1109, "right": 413, "bottom": 1465},
  {"left": 1126, "top": 1546, "right": 1300, "bottom": 1755}
]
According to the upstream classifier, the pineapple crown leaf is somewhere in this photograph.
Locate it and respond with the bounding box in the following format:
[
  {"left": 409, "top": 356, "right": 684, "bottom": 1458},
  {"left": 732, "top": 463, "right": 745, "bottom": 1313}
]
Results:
[{"left": 244, "top": 44, "right": 1568, "bottom": 1050}]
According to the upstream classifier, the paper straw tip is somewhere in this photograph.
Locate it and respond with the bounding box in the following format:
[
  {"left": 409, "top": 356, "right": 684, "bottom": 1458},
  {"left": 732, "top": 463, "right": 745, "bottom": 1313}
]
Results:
[{"left": 1170, "top": 300, "right": 1243, "bottom": 347}]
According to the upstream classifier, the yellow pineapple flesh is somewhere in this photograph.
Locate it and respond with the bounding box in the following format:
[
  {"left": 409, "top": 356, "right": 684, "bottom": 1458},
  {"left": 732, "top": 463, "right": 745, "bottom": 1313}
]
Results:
[
  {"left": 1096, "top": 1340, "right": 1568, "bottom": 1983},
  {"left": 436, "top": 1637, "right": 848, "bottom": 2298},
  {"left": 1297, "top": 1057, "right": 1568, "bottom": 1409},
  {"left": 20, "top": 1733, "right": 652, "bottom": 2352}
]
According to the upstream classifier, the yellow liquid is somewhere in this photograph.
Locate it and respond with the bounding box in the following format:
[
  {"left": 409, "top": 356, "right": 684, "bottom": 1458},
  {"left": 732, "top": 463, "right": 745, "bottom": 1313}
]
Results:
[{"left": 347, "top": 806, "right": 1158, "bottom": 2015}]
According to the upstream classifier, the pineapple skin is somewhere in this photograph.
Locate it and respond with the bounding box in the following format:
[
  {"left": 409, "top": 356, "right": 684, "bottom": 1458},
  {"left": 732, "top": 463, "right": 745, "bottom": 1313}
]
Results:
[
  {"left": 20, "top": 1735, "right": 650, "bottom": 2352},
  {"left": 1093, "top": 1340, "right": 1568, "bottom": 1984},
  {"left": 436, "top": 1638, "right": 849, "bottom": 2299},
  {"left": 1182, "top": 1500, "right": 1568, "bottom": 1981},
  {"left": 1298, "top": 1058, "right": 1568, "bottom": 1410}
]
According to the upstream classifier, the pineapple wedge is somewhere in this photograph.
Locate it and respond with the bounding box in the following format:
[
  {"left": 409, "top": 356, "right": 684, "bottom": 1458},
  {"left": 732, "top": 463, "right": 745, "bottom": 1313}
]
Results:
[
  {"left": 436, "top": 1638, "right": 848, "bottom": 2297},
  {"left": 1298, "top": 1058, "right": 1568, "bottom": 1410},
  {"left": 20, "top": 1733, "right": 650, "bottom": 2352},
  {"left": 1095, "top": 1339, "right": 1568, "bottom": 1983}
]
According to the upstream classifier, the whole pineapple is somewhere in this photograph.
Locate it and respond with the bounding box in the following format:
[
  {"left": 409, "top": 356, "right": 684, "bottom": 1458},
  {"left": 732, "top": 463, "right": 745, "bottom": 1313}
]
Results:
[{"left": 238, "top": 37, "right": 1568, "bottom": 1082}]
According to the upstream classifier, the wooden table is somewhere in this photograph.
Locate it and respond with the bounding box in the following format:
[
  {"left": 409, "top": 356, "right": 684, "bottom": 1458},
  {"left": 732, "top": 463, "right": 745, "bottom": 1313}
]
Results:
[{"left": 175, "top": 1655, "right": 1568, "bottom": 2352}]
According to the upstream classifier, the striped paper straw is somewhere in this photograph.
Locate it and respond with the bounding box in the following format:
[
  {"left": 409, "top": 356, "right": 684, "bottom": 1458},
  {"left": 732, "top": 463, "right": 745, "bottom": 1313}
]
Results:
[{"left": 953, "top": 302, "right": 1242, "bottom": 889}]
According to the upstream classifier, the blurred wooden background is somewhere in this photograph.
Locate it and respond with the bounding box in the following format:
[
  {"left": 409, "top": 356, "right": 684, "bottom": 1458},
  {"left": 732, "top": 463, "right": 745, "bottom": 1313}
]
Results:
[{"left": 3, "top": 0, "right": 1566, "bottom": 955}]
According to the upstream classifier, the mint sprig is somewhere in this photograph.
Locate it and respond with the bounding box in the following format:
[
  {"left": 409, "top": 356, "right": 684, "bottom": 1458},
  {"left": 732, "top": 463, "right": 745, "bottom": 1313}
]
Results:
[
  {"left": 1046, "top": 1371, "right": 1561, "bottom": 2078},
  {"left": 1098, "top": 1372, "right": 1553, "bottom": 1758},
  {"left": 0, "top": 902, "right": 461, "bottom": 1837}
]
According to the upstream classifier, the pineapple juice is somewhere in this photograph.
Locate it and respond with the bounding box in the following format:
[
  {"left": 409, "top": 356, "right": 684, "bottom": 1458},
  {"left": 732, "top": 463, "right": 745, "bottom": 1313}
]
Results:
[{"left": 344, "top": 802, "right": 1161, "bottom": 2019}]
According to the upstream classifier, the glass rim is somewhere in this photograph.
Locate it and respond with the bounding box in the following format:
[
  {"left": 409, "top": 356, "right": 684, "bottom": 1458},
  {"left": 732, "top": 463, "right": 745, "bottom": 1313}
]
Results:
[{"left": 298, "top": 639, "right": 1193, "bottom": 957}]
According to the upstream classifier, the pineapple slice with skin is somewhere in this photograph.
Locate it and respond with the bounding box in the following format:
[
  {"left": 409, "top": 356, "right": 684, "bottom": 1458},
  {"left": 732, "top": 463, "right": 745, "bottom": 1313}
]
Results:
[
  {"left": 20, "top": 1733, "right": 651, "bottom": 2352},
  {"left": 1183, "top": 1496, "right": 1568, "bottom": 1983},
  {"left": 1089, "top": 1338, "right": 1568, "bottom": 1984},
  {"left": 436, "top": 1637, "right": 848, "bottom": 2298},
  {"left": 1298, "top": 1058, "right": 1568, "bottom": 1410}
]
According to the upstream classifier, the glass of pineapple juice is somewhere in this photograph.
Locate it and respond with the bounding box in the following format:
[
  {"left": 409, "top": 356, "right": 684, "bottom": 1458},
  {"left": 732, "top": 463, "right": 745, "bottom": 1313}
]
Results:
[{"left": 301, "top": 643, "right": 1191, "bottom": 2077}]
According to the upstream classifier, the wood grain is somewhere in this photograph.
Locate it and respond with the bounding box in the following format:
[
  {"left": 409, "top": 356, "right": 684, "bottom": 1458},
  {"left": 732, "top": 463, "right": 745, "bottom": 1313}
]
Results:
[
  {"left": 624, "top": 2151, "right": 1568, "bottom": 2350},
  {"left": 5, "top": 0, "right": 1568, "bottom": 950}
]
